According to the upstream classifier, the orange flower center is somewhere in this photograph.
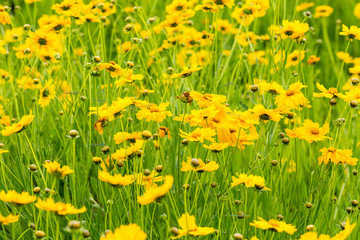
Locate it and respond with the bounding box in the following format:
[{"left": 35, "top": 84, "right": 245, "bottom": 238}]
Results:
[
  {"left": 286, "top": 89, "right": 295, "bottom": 96},
  {"left": 310, "top": 127, "right": 319, "bottom": 135}
]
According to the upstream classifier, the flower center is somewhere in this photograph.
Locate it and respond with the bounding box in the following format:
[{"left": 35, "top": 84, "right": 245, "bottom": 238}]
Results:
[{"left": 310, "top": 128, "right": 319, "bottom": 135}]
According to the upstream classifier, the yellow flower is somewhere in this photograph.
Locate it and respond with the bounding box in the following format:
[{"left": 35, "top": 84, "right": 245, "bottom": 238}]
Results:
[
  {"left": 258, "top": 81, "right": 285, "bottom": 95},
  {"left": 231, "top": 173, "right": 271, "bottom": 191},
  {"left": 134, "top": 171, "right": 165, "bottom": 188},
  {"left": 137, "top": 175, "right": 173, "bottom": 205},
  {"left": 212, "top": 0, "right": 234, "bottom": 8},
  {"left": 313, "top": 83, "right": 344, "bottom": 99},
  {"left": 314, "top": 5, "right": 333, "bottom": 18},
  {"left": 98, "top": 171, "right": 135, "bottom": 187},
  {"left": 114, "top": 131, "right": 142, "bottom": 144},
  {"left": 99, "top": 61, "right": 124, "bottom": 78},
  {"left": 100, "top": 223, "right": 147, "bottom": 240},
  {"left": 275, "top": 82, "right": 308, "bottom": 111},
  {"left": 251, "top": 104, "right": 282, "bottom": 123},
  {"left": 285, "top": 120, "right": 331, "bottom": 143},
  {"left": 171, "top": 66, "right": 203, "bottom": 78},
  {"left": 136, "top": 102, "right": 173, "bottom": 122},
  {"left": 111, "top": 140, "right": 144, "bottom": 161},
  {"left": 295, "top": 2, "right": 314, "bottom": 12},
  {"left": 280, "top": 20, "right": 309, "bottom": 40},
  {"left": 307, "top": 55, "right": 320, "bottom": 65},
  {"left": 38, "top": 80, "right": 56, "bottom": 107},
  {"left": 318, "top": 147, "right": 358, "bottom": 166},
  {"left": 114, "top": 69, "right": 144, "bottom": 87},
  {"left": 181, "top": 158, "right": 219, "bottom": 172},
  {"left": 35, "top": 198, "right": 86, "bottom": 215},
  {"left": 171, "top": 213, "right": 216, "bottom": 239},
  {"left": 1, "top": 110, "right": 35, "bottom": 136},
  {"left": 339, "top": 25, "right": 360, "bottom": 40},
  {"left": 250, "top": 217, "right": 297, "bottom": 234},
  {"left": 179, "top": 128, "right": 216, "bottom": 143},
  {"left": 43, "top": 161, "right": 74, "bottom": 178},
  {"left": 0, "top": 6, "right": 11, "bottom": 25},
  {"left": 355, "top": 3, "right": 360, "bottom": 19},
  {"left": 0, "top": 190, "right": 36, "bottom": 205},
  {"left": 28, "top": 28, "right": 61, "bottom": 52},
  {"left": 203, "top": 142, "right": 228, "bottom": 152},
  {"left": 0, "top": 213, "right": 19, "bottom": 225}
]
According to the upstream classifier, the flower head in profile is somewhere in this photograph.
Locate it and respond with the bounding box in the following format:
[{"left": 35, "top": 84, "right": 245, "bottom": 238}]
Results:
[
  {"left": 250, "top": 217, "right": 297, "bottom": 234},
  {"left": 171, "top": 66, "right": 202, "bottom": 78},
  {"left": 98, "top": 171, "right": 135, "bottom": 187},
  {"left": 0, "top": 5, "right": 11, "bottom": 25},
  {"left": 100, "top": 223, "right": 147, "bottom": 240},
  {"left": 179, "top": 128, "right": 216, "bottom": 143},
  {"left": 203, "top": 142, "right": 228, "bottom": 152},
  {"left": 340, "top": 25, "right": 360, "bottom": 41},
  {"left": 0, "top": 214, "right": 19, "bottom": 225},
  {"left": 171, "top": 213, "right": 216, "bottom": 239},
  {"left": 99, "top": 61, "right": 124, "bottom": 78},
  {"left": 38, "top": 80, "right": 56, "bottom": 107},
  {"left": 285, "top": 120, "right": 331, "bottom": 143},
  {"left": 295, "top": 2, "right": 314, "bottom": 12},
  {"left": 1, "top": 110, "right": 35, "bottom": 136},
  {"left": 275, "top": 82, "right": 308, "bottom": 110},
  {"left": 43, "top": 161, "right": 74, "bottom": 179},
  {"left": 0, "top": 190, "right": 36, "bottom": 205},
  {"left": 181, "top": 158, "right": 219, "bottom": 172},
  {"left": 231, "top": 173, "right": 271, "bottom": 191},
  {"left": 115, "top": 69, "right": 144, "bottom": 87},
  {"left": 35, "top": 198, "right": 86, "bottom": 215},
  {"left": 137, "top": 175, "right": 173, "bottom": 205},
  {"left": 313, "top": 83, "right": 344, "bottom": 99}
]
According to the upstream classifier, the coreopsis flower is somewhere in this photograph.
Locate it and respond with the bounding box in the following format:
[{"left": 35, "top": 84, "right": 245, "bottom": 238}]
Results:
[
  {"left": 4, "top": 27, "right": 24, "bottom": 43},
  {"left": 0, "top": 190, "right": 36, "bottom": 205},
  {"left": 52, "top": 0, "right": 77, "bottom": 15},
  {"left": 38, "top": 80, "right": 56, "bottom": 107},
  {"left": 258, "top": 81, "right": 285, "bottom": 95},
  {"left": 99, "top": 61, "right": 124, "bottom": 78},
  {"left": 171, "top": 66, "right": 203, "bottom": 78},
  {"left": 1, "top": 110, "right": 35, "bottom": 136},
  {"left": 28, "top": 28, "right": 61, "bottom": 51},
  {"left": 115, "top": 69, "right": 144, "bottom": 86},
  {"left": 98, "top": 171, "right": 135, "bottom": 187},
  {"left": 35, "top": 198, "right": 86, "bottom": 215},
  {"left": 171, "top": 213, "right": 216, "bottom": 239},
  {"left": 250, "top": 217, "right": 297, "bottom": 234},
  {"left": 43, "top": 161, "right": 74, "bottom": 178},
  {"left": 212, "top": 0, "right": 234, "bottom": 8},
  {"left": 112, "top": 140, "right": 144, "bottom": 161},
  {"left": 179, "top": 128, "right": 216, "bottom": 143},
  {"left": 236, "top": 31, "right": 259, "bottom": 47},
  {"left": 318, "top": 147, "right": 358, "bottom": 166},
  {"left": 134, "top": 171, "right": 165, "bottom": 188},
  {"left": 313, "top": 83, "right": 344, "bottom": 99},
  {"left": 158, "top": 126, "right": 171, "bottom": 139},
  {"left": 307, "top": 55, "right": 320, "bottom": 65},
  {"left": 100, "top": 224, "right": 147, "bottom": 240},
  {"left": 285, "top": 50, "right": 306, "bottom": 68},
  {"left": 355, "top": 3, "right": 360, "bottom": 19},
  {"left": 280, "top": 20, "right": 309, "bottom": 40},
  {"left": 275, "top": 82, "right": 308, "bottom": 110},
  {"left": 0, "top": 6, "right": 11, "bottom": 25},
  {"left": 137, "top": 175, "right": 173, "bottom": 205},
  {"left": 0, "top": 149, "right": 9, "bottom": 154},
  {"left": 0, "top": 214, "right": 19, "bottom": 225},
  {"left": 339, "top": 25, "right": 360, "bottom": 40},
  {"left": 203, "top": 142, "right": 228, "bottom": 152},
  {"left": 214, "top": 19, "right": 233, "bottom": 34},
  {"left": 337, "top": 51, "right": 353, "bottom": 63},
  {"left": 94, "top": 116, "right": 108, "bottom": 135},
  {"left": 314, "top": 5, "right": 333, "bottom": 18},
  {"left": 195, "top": 1, "right": 219, "bottom": 13},
  {"left": 190, "top": 91, "right": 227, "bottom": 107},
  {"left": 105, "top": 98, "right": 134, "bottom": 121},
  {"left": 285, "top": 120, "right": 331, "bottom": 143},
  {"left": 250, "top": 104, "right": 282, "bottom": 123},
  {"left": 166, "top": 0, "right": 195, "bottom": 19},
  {"left": 295, "top": 2, "right": 314, "bottom": 11},
  {"left": 48, "top": 15, "right": 72, "bottom": 32},
  {"left": 181, "top": 158, "right": 219, "bottom": 172},
  {"left": 231, "top": 173, "right": 271, "bottom": 191},
  {"left": 231, "top": 4, "right": 259, "bottom": 26},
  {"left": 217, "top": 125, "right": 258, "bottom": 150},
  {"left": 136, "top": 102, "right": 173, "bottom": 122},
  {"left": 114, "top": 131, "right": 142, "bottom": 144},
  {"left": 247, "top": 51, "right": 269, "bottom": 65}
]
